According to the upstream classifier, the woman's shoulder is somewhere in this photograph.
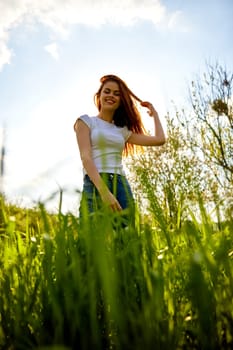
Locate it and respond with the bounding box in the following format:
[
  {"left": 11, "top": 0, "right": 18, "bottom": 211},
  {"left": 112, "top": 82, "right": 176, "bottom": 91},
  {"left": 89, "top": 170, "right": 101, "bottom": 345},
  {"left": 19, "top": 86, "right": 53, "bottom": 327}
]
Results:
[
  {"left": 74, "top": 114, "right": 97, "bottom": 129},
  {"left": 79, "top": 114, "right": 92, "bottom": 123},
  {"left": 120, "top": 125, "right": 132, "bottom": 140}
]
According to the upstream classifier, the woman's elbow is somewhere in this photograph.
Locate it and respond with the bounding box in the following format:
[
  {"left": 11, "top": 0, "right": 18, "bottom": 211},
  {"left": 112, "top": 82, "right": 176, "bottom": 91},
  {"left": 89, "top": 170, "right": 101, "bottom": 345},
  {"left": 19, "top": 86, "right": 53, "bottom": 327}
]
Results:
[
  {"left": 155, "top": 136, "right": 166, "bottom": 146},
  {"left": 160, "top": 136, "right": 167, "bottom": 145}
]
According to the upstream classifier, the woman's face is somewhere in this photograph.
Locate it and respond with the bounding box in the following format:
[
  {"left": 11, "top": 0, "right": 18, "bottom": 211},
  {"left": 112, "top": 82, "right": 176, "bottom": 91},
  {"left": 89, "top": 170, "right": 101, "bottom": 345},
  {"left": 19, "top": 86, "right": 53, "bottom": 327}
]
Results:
[{"left": 99, "top": 80, "right": 121, "bottom": 111}]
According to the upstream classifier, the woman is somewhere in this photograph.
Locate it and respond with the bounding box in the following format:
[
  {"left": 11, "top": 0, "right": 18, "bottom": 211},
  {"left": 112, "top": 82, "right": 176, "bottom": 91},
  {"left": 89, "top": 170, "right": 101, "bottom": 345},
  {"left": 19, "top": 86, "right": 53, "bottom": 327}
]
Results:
[{"left": 74, "top": 74, "right": 166, "bottom": 222}]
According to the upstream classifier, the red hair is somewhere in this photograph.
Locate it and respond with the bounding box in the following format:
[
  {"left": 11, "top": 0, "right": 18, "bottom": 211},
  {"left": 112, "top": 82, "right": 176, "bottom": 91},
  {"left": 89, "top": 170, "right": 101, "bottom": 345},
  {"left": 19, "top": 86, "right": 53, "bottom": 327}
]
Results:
[{"left": 94, "top": 74, "right": 146, "bottom": 155}]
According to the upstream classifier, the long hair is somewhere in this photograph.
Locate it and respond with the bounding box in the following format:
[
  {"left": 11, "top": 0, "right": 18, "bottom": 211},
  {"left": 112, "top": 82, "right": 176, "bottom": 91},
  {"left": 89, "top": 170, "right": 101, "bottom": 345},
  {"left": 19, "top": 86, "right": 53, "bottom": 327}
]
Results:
[{"left": 94, "top": 74, "right": 146, "bottom": 155}]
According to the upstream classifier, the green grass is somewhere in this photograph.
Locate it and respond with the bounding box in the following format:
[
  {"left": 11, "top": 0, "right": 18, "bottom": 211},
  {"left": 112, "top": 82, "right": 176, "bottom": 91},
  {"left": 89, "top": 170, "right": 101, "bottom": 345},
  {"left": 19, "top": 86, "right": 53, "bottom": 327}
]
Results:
[{"left": 0, "top": 193, "right": 232, "bottom": 350}]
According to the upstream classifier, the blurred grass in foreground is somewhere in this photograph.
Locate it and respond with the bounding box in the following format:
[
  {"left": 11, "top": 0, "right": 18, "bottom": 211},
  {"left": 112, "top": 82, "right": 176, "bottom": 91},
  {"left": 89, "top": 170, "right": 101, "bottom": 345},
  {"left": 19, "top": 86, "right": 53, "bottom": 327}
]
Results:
[{"left": 0, "top": 192, "right": 232, "bottom": 350}]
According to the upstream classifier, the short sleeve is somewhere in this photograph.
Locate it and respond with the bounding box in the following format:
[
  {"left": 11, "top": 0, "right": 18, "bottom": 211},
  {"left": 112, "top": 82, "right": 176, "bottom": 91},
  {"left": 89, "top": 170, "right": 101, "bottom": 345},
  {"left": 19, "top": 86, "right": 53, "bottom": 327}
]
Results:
[
  {"left": 74, "top": 114, "right": 92, "bottom": 131},
  {"left": 78, "top": 114, "right": 92, "bottom": 129},
  {"left": 122, "top": 126, "right": 132, "bottom": 141}
]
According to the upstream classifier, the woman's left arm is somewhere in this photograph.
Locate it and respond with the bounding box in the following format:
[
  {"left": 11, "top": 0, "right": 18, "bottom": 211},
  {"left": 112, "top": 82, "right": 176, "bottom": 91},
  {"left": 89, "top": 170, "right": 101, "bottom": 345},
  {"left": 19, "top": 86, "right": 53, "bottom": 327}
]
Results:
[{"left": 128, "top": 101, "right": 166, "bottom": 146}]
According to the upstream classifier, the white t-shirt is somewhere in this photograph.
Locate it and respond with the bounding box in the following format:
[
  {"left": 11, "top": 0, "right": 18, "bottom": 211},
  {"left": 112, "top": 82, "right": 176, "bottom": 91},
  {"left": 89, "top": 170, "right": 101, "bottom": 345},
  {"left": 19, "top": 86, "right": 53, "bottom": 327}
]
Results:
[{"left": 78, "top": 114, "right": 132, "bottom": 175}]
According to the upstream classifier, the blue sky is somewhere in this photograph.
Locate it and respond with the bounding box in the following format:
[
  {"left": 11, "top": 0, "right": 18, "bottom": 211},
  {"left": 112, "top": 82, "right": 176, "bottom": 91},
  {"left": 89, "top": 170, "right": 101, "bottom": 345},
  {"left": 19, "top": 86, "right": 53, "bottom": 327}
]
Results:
[{"left": 0, "top": 0, "right": 232, "bottom": 213}]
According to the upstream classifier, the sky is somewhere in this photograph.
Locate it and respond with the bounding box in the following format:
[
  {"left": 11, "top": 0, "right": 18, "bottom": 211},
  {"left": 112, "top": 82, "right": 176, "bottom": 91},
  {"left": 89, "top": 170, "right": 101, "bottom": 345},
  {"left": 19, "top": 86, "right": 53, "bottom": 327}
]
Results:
[{"left": 0, "top": 0, "right": 232, "bottom": 214}]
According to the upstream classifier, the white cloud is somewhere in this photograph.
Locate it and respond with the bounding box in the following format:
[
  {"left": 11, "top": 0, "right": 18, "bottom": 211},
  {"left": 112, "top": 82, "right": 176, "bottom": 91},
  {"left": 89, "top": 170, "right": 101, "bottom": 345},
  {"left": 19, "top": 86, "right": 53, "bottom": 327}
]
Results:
[
  {"left": 167, "top": 10, "right": 189, "bottom": 32},
  {"left": 0, "top": 27, "right": 12, "bottom": 71},
  {"left": 44, "top": 42, "right": 59, "bottom": 60},
  {"left": 0, "top": 40, "right": 11, "bottom": 71},
  {"left": 0, "top": 0, "right": 170, "bottom": 70}
]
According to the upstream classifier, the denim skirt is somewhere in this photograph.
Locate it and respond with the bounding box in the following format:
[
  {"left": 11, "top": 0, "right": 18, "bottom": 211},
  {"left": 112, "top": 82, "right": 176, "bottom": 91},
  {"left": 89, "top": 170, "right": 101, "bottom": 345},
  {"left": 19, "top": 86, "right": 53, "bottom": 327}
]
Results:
[{"left": 79, "top": 173, "right": 134, "bottom": 216}]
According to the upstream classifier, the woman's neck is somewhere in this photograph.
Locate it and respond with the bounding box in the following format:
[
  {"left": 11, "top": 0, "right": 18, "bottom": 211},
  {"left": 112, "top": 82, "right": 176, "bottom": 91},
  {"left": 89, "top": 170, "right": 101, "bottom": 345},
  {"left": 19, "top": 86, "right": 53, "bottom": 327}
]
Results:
[{"left": 98, "top": 110, "right": 114, "bottom": 123}]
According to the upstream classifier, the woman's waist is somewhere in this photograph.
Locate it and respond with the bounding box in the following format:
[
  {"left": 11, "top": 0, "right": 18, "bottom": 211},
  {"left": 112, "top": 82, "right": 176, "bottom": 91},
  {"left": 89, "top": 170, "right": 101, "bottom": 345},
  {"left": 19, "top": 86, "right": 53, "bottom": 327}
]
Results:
[
  {"left": 83, "top": 163, "right": 125, "bottom": 175},
  {"left": 84, "top": 172, "right": 126, "bottom": 182}
]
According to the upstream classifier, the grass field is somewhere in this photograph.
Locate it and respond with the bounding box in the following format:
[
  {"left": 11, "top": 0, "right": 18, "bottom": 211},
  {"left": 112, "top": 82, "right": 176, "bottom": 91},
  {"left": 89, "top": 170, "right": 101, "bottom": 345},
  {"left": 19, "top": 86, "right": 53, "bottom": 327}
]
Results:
[{"left": 0, "top": 192, "right": 232, "bottom": 349}]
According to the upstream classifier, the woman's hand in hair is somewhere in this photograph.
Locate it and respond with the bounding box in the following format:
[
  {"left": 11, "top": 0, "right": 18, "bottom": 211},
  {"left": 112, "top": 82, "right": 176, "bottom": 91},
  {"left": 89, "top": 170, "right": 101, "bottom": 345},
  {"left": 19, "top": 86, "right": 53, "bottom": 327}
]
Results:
[{"left": 140, "top": 101, "right": 158, "bottom": 118}]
